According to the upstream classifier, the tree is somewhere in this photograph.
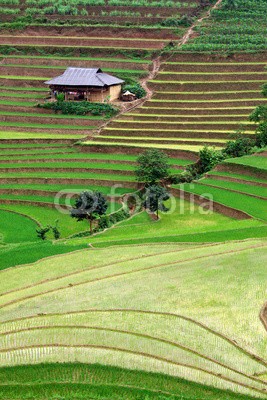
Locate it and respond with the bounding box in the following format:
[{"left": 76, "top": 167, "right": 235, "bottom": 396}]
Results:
[
  {"left": 70, "top": 191, "right": 108, "bottom": 235},
  {"left": 135, "top": 149, "right": 170, "bottom": 185},
  {"left": 52, "top": 220, "right": 60, "bottom": 240},
  {"left": 143, "top": 185, "right": 170, "bottom": 219},
  {"left": 36, "top": 225, "right": 50, "bottom": 240}
]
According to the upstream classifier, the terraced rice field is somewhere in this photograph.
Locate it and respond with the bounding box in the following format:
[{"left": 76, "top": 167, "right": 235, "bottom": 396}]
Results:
[
  {"left": 0, "top": 240, "right": 267, "bottom": 399},
  {"left": 0, "top": 142, "right": 194, "bottom": 234},
  {"left": 174, "top": 151, "right": 267, "bottom": 222},
  {"left": 98, "top": 53, "right": 267, "bottom": 154}
]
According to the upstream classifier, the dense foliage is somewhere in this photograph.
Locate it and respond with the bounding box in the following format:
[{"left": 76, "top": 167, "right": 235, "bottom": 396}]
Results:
[
  {"left": 70, "top": 191, "right": 108, "bottom": 234},
  {"left": 38, "top": 100, "right": 118, "bottom": 117},
  {"left": 135, "top": 149, "right": 170, "bottom": 184}
]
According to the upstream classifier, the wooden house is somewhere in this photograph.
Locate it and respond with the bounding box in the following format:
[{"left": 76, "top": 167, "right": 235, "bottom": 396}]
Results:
[{"left": 45, "top": 67, "right": 124, "bottom": 103}]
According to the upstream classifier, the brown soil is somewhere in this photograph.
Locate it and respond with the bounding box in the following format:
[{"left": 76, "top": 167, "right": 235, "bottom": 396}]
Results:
[
  {"left": 17, "top": 25, "right": 180, "bottom": 40},
  {"left": 0, "top": 166, "right": 134, "bottom": 176},
  {"left": 1, "top": 57, "right": 148, "bottom": 71},
  {"left": 0, "top": 115, "right": 102, "bottom": 128},
  {"left": 0, "top": 176, "right": 138, "bottom": 188},
  {"left": 102, "top": 128, "right": 249, "bottom": 139},
  {"left": 215, "top": 164, "right": 267, "bottom": 180},
  {"left": 109, "top": 121, "right": 254, "bottom": 131},
  {"left": 149, "top": 82, "right": 264, "bottom": 92},
  {"left": 161, "top": 63, "right": 267, "bottom": 73},
  {"left": 120, "top": 115, "right": 252, "bottom": 123},
  {"left": 80, "top": 144, "right": 198, "bottom": 161},
  {"left": 136, "top": 108, "right": 255, "bottom": 116},
  {"left": 93, "top": 136, "right": 224, "bottom": 147},
  {"left": 154, "top": 92, "right": 264, "bottom": 101},
  {"left": 0, "top": 35, "right": 165, "bottom": 50},
  {"left": 165, "top": 52, "right": 267, "bottom": 63},
  {"left": 0, "top": 158, "right": 135, "bottom": 165},
  {"left": 157, "top": 73, "right": 267, "bottom": 83},
  {"left": 149, "top": 100, "right": 265, "bottom": 109}
]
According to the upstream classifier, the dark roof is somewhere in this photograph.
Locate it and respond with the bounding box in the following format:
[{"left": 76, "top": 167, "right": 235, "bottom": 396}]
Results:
[{"left": 45, "top": 67, "right": 124, "bottom": 87}]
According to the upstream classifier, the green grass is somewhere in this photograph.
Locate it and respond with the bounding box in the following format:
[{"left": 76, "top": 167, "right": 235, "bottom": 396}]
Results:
[
  {"left": 208, "top": 171, "right": 267, "bottom": 185},
  {"left": 83, "top": 200, "right": 266, "bottom": 247},
  {"left": 0, "top": 161, "right": 136, "bottom": 171},
  {"left": 0, "top": 100, "right": 40, "bottom": 106},
  {"left": 0, "top": 131, "right": 85, "bottom": 139},
  {"left": 0, "top": 170, "right": 136, "bottom": 181},
  {"left": 0, "top": 209, "right": 38, "bottom": 244},
  {"left": 0, "top": 92, "right": 46, "bottom": 99},
  {"left": 224, "top": 156, "right": 267, "bottom": 171},
  {"left": 199, "top": 178, "right": 267, "bottom": 198},
  {"left": 0, "top": 86, "right": 47, "bottom": 92},
  {"left": 0, "top": 240, "right": 87, "bottom": 271},
  {"left": 0, "top": 184, "right": 133, "bottom": 195},
  {"left": 180, "top": 183, "right": 267, "bottom": 221},
  {"left": 0, "top": 122, "right": 95, "bottom": 130},
  {"left": 0, "top": 363, "right": 264, "bottom": 400},
  {"left": 0, "top": 204, "right": 92, "bottom": 238}
]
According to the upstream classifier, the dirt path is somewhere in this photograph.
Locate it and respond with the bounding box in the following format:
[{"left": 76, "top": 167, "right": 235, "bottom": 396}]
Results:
[
  {"left": 178, "top": 0, "right": 223, "bottom": 46},
  {"left": 90, "top": 0, "right": 223, "bottom": 140}
]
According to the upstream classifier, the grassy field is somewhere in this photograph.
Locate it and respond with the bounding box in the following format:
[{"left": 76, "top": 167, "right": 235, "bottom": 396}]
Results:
[{"left": 0, "top": 239, "right": 267, "bottom": 398}]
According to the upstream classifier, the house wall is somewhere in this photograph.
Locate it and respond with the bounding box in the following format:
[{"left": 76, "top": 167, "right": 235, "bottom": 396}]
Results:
[
  {"left": 90, "top": 90, "right": 105, "bottom": 103},
  {"left": 109, "top": 85, "right": 122, "bottom": 101}
]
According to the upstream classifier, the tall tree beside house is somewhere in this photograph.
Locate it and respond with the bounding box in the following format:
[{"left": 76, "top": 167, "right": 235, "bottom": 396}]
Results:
[
  {"left": 135, "top": 149, "right": 170, "bottom": 185},
  {"left": 70, "top": 191, "right": 108, "bottom": 235}
]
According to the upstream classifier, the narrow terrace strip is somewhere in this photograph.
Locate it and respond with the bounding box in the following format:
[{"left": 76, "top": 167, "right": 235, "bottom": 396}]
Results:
[
  {"left": 1, "top": 244, "right": 266, "bottom": 310},
  {"left": 1, "top": 325, "right": 266, "bottom": 387},
  {"left": 0, "top": 344, "right": 266, "bottom": 395}
]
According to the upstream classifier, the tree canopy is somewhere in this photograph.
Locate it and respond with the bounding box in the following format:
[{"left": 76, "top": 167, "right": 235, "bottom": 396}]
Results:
[
  {"left": 135, "top": 149, "right": 170, "bottom": 185},
  {"left": 143, "top": 185, "right": 170, "bottom": 219},
  {"left": 70, "top": 191, "right": 108, "bottom": 234}
]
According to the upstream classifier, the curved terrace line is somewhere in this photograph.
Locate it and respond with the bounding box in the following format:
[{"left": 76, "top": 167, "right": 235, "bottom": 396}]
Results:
[
  {"left": 0, "top": 244, "right": 266, "bottom": 310},
  {"left": 2, "top": 305, "right": 267, "bottom": 369},
  {"left": 1, "top": 324, "right": 266, "bottom": 386},
  {"left": 0, "top": 245, "right": 206, "bottom": 296},
  {"left": 0, "top": 344, "right": 266, "bottom": 396}
]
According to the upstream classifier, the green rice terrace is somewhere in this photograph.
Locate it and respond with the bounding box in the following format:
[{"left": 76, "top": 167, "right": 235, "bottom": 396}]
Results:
[{"left": 0, "top": 0, "right": 267, "bottom": 399}]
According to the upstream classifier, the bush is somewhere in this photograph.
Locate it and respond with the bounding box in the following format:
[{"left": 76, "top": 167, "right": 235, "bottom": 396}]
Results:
[
  {"left": 198, "top": 146, "right": 224, "bottom": 174},
  {"left": 98, "top": 215, "right": 110, "bottom": 230},
  {"left": 109, "top": 209, "right": 130, "bottom": 224},
  {"left": 255, "top": 123, "right": 267, "bottom": 148},
  {"left": 38, "top": 100, "right": 118, "bottom": 118},
  {"left": 222, "top": 137, "right": 255, "bottom": 158}
]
